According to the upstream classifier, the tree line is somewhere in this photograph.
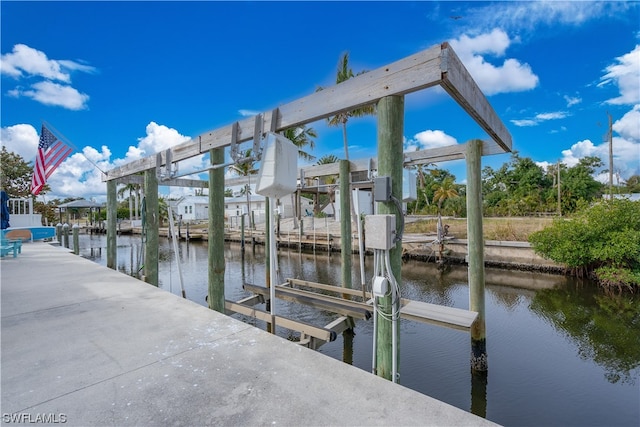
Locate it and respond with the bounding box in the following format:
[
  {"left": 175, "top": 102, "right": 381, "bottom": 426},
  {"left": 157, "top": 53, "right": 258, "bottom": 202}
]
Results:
[{"left": 408, "top": 151, "right": 639, "bottom": 217}]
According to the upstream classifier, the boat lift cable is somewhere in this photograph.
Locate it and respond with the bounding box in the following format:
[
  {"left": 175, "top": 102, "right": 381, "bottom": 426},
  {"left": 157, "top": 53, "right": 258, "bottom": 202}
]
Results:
[
  {"left": 167, "top": 202, "right": 186, "bottom": 299},
  {"left": 353, "top": 188, "right": 367, "bottom": 301},
  {"left": 138, "top": 196, "right": 146, "bottom": 275}
]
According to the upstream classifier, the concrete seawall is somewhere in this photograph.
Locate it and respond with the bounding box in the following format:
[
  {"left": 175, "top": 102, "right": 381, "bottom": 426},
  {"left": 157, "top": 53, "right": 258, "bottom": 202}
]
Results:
[{"left": 403, "top": 237, "right": 564, "bottom": 271}]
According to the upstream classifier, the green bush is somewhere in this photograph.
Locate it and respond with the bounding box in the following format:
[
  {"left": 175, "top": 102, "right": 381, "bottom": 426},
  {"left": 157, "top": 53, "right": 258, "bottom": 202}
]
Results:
[{"left": 529, "top": 199, "right": 640, "bottom": 291}]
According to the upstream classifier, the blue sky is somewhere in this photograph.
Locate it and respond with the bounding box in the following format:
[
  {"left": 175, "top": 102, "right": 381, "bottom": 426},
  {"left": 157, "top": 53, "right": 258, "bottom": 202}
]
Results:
[{"left": 1, "top": 1, "right": 639, "bottom": 202}]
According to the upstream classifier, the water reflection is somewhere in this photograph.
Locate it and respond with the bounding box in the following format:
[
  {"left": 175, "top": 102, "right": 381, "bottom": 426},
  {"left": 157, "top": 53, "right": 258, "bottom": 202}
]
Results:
[
  {"left": 78, "top": 234, "right": 639, "bottom": 427},
  {"left": 531, "top": 284, "right": 640, "bottom": 385}
]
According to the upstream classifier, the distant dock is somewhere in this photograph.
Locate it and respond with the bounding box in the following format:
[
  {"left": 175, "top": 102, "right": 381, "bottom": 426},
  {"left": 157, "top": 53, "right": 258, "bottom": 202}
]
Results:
[{"left": 1, "top": 242, "right": 496, "bottom": 426}]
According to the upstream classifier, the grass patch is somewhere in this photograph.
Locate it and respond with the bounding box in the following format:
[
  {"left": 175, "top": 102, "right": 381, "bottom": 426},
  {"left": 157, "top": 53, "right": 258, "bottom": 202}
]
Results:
[{"left": 405, "top": 216, "right": 554, "bottom": 242}]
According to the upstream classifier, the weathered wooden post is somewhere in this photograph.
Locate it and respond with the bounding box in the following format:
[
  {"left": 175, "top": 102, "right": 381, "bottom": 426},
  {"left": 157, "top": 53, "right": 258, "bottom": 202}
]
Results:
[
  {"left": 56, "top": 223, "right": 63, "bottom": 244},
  {"left": 72, "top": 224, "right": 79, "bottom": 255},
  {"left": 339, "top": 159, "right": 353, "bottom": 290},
  {"left": 106, "top": 179, "right": 117, "bottom": 269},
  {"left": 375, "top": 95, "right": 404, "bottom": 381},
  {"left": 144, "top": 169, "right": 159, "bottom": 286},
  {"left": 62, "top": 223, "right": 70, "bottom": 248},
  {"left": 208, "top": 148, "right": 225, "bottom": 313},
  {"left": 466, "top": 139, "right": 487, "bottom": 372}
]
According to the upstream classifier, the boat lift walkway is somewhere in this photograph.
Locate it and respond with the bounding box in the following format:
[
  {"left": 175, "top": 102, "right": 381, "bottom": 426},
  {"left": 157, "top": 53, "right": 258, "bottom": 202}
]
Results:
[{"left": 1, "top": 243, "right": 496, "bottom": 426}]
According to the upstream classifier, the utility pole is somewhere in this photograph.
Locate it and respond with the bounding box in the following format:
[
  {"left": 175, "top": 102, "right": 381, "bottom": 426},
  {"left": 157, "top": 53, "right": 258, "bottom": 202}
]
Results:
[
  {"left": 607, "top": 112, "right": 614, "bottom": 200},
  {"left": 557, "top": 160, "right": 561, "bottom": 217}
]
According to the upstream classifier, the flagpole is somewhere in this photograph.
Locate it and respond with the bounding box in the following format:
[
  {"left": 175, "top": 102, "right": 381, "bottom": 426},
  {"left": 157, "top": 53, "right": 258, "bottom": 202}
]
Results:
[{"left": 42, "top": 120, "right": 107, "bottom": 176}]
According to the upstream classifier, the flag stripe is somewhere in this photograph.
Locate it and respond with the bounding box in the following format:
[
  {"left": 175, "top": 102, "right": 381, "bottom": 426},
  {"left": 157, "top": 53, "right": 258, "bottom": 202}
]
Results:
[
  {"left": 44, "top": 144, "right": 73, "bottom": 179},
  {"left": 30, "top": 125, "right": 73, "bottom": 196}
]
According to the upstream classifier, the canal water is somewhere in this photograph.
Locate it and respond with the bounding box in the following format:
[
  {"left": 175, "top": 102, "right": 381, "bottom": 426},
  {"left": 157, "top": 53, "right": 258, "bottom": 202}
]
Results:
[{"left": 78, "top": 233, "right": 639, "bottom": 426}]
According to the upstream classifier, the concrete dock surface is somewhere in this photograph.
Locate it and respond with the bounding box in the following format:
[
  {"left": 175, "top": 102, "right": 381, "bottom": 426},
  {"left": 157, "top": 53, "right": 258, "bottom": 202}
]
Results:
[{"left": 1, "top": 242, "right": 496, "bottom": 426}]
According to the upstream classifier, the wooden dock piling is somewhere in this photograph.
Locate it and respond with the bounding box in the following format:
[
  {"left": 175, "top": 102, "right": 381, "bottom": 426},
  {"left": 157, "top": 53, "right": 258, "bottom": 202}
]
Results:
[
  {"left": 375, "top": 95, "right": 404, "bottom": 381},
  {"left": 340, "top": 159, "right": 353, "bottom": 290},
  {"left": 144, "top": 168, "right": 159, "bottom": 286},
  {"left": 466, "top": 139, "right": 487, "bottom": 372},
  {"left": 106, "top": 180, "right": 117, "bottom": 270},
  {"left": 208, "top": 147, "right": 225, "bottom": 313}
]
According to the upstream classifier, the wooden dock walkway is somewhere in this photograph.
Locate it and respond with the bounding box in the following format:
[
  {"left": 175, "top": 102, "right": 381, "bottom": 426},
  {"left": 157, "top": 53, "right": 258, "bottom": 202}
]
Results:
[{"left": 1, "top": 242, "right": 496, "bottom": 426}]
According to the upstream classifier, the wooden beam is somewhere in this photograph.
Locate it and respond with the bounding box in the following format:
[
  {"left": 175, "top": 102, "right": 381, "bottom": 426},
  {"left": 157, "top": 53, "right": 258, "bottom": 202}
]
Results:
[
  {"left": 225, "top": 301, "right": 333, "bottom": 342},
  {"left": 300, "top": 158, "right": 376, "bottom": 178},
  {"left": 400, "top": 301, "right": 477, "bottom": 331},
  {"left": 115, "top": 175, "right": 208, "bottom": 188},
  {"left": 440, "top": 43, "right": 512, "bottom": 153},
  {"left": 286, "top": 278, "right": 369, "bottom": 299},
  {"left": 243, "top": 282, "right": 372, "bottom": 320},
  {"left": 104, "top": 43, "right": 511, "bottom": 181}
]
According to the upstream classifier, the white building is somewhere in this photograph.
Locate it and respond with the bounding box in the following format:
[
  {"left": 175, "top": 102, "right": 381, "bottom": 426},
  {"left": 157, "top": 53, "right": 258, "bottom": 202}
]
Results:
[{"left": 174, "top": 193, "right": 313, "bottom": 224}]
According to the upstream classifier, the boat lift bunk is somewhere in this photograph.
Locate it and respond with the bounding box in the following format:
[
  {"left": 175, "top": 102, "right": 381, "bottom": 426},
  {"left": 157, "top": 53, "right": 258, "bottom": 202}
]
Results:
[{"left": 226, "top": 278, "right": 478, "bottom": 350}]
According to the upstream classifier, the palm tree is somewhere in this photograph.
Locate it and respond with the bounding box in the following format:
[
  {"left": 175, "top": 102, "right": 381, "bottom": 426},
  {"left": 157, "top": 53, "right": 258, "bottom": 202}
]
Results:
[
  {"left": 318, "top": 52, "right": 376, "bottom": 161},
  {"left": 282, "top": 125, "right": 317, "bottom": 229},
  {"left": 317, "top": 154, "right": 339, "bottom": 164},
  {"left": 230, "top": 149, "right": 258, "bottom": 228},
  {"left": 413, "top": 163, "right": 433, "bottom": 213},
  {"left": 315, "top": 154, "right": 340, "bottom": 217},
  {"left": 117, "top": 183, "right": 140, "bottom": 221},
  {"left": 282, "top": 126, "right": 317, "bottom": 162},
  {"left": 431, "top": 177, "right": 459, "bottom": 262},
  {"left": 432, "top": 177, "right": 459, "bottom": 214}
]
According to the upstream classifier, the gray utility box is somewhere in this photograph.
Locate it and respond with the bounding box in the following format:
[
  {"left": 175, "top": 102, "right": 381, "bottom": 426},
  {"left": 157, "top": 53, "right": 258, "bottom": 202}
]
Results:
[{"left": 364, "top": 214, "right": 396, "bottom": 251}]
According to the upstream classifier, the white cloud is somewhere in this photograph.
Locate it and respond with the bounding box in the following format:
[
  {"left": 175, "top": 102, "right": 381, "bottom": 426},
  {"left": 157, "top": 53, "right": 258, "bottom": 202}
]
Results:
[
  {"left": 535, "top": 161, "right": 553, "bottom": 171},
  {"left": 600, "top": 45, "right": 640, "bottom": 105},
  {"left": 564, "top": 95, "right": 582, "bottom": 107},
  {"left": 463, "top": 2, "right": 638, "bottom": 34},
  {"left": 0, "top": 44, "right": 95, "bottom": 110},
  {"left": 535, "top": 112, "right": 568, "bottom": 121},
  {"left": 2, "top": 44, "right": 69, "bottom": 82},
  {"left": 404, "top": 129, "right": 458, "bottom": 152},
  {"left": 135, "top": 122, "right": 190, "bottom": 155},
  {"left": 0, "top": 124, "right": 39, "bottom": 160},
  {"left": 449, "top": 29, "right": 539, "bottom": 95},
  {"left": 238, "top": 109, "right": 259, "bottom": 117},
  {"left": 613, "top": 105, "right": 640, "bottom": 142},
  {"left": 449, "top": 29, "right": 511, "bottom": 58},
  {"left": 561, "top": 136, "right": 640, "bottom": 179},
  {"left": 561, "top": 139, "right": 597, "bottom": 167},
  {"left": 510, "top": 119, "right": 538, "bottom": 127},
  {"left": 511, "top": 111, "right": 568, "bottom": 127},
  {"left": 131, "top": 122, "right": 206, "bottom": 177},
  {"left": 9, "top": 81, "right": 90, "bottom": 110}
]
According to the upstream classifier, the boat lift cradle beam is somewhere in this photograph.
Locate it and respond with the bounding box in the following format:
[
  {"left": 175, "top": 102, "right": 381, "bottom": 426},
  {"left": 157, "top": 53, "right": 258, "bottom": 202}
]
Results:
[{"left": 238, "top": 279, "right": 478, "bottom": 334}]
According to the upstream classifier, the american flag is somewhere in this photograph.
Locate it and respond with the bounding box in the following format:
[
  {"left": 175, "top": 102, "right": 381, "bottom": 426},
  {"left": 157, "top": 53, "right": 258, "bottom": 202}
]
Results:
[{"left": 30, "top": 125, "right": 73, "bottom": 196}]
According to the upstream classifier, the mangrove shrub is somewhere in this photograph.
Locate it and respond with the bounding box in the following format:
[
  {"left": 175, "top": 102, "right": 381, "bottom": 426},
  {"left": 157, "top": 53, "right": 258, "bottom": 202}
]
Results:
[{"left": 529, "top": 198, "right": 640, "bottom": 291}]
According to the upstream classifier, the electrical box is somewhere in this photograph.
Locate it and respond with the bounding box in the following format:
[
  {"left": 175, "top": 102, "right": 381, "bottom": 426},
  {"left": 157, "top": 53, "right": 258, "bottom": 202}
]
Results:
[
  {"left": 255, "top": 132, "right": 298, "bottom": 199},
  {"left": 365, "top": 214, "right": 396, "bottom": 250},
  {"left": 372, "top": 276, "right": 389, "bottom": 297},
  {"left": 373, "top": 176, "right": 392, "bottom": 202},
  {"left": 403, "top": 169, "right": 417, "bottom": 202}
]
